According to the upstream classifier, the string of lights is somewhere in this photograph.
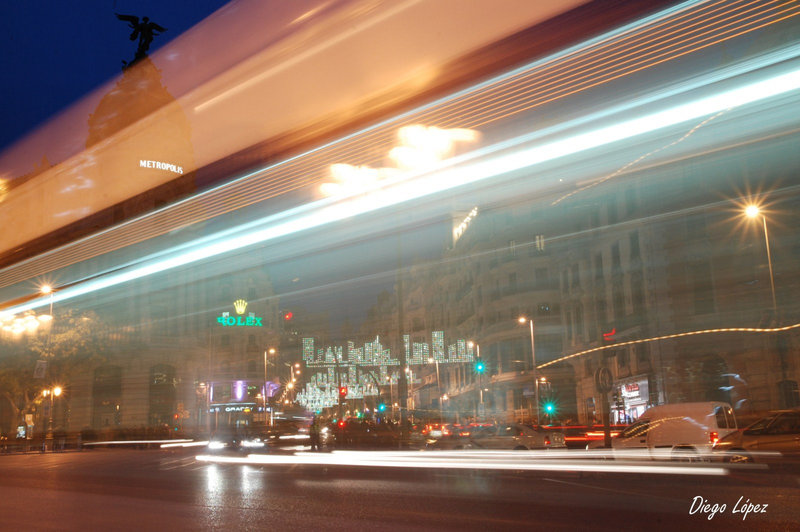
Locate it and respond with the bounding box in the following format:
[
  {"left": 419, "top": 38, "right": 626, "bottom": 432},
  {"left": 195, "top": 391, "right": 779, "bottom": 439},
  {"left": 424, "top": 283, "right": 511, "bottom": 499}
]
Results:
[{"left": 539, "top": 321, "right": 800, "bottom": 369}]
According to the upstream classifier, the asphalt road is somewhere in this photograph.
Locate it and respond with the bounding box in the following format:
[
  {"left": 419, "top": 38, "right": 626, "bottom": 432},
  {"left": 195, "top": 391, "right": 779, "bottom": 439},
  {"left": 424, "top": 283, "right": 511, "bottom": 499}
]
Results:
[{"left": 1, "top": 448, "right": 798, "bottom": 531}]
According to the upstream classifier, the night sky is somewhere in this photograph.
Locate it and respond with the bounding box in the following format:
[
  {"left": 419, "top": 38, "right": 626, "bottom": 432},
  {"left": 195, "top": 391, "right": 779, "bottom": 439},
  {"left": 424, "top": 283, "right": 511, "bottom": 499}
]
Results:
[{"left": 0, "top": 0, "right": 230, "bottom": 154}]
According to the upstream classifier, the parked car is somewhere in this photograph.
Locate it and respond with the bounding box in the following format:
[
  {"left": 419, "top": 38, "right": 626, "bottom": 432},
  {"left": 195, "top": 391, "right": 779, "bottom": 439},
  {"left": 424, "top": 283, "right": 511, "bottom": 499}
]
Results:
[
  {"left": 611, "top": 402, "right": 737, "bottom": 459},
  {"left": 467, "top": 423, "right": 566, "bottom": 450},
  {"left": 713, "top": 409, "right": 800, "bottom": 463}
]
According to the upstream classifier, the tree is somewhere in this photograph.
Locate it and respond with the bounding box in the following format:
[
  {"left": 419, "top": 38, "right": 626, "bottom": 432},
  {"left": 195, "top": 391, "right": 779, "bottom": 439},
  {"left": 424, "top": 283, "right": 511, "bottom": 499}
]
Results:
[{"left": 0, "top": 309, "right": 109, "bottom": 433}]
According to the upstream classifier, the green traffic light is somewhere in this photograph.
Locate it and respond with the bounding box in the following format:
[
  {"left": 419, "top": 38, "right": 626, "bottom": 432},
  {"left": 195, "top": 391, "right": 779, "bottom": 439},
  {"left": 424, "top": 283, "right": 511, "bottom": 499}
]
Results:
[
  {"left": 475, "top": 361, "right": 485, "bottom": 373},
  {"left": 544, "top": 402, "right": 555, "bottom": 414}
]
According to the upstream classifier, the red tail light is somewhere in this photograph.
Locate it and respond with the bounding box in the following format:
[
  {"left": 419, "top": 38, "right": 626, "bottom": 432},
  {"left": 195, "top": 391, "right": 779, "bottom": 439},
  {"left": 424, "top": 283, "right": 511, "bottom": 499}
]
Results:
[
  {"left": 709, "top": 431, "right": 719, "bottom": 445},
  {"left": 544, "top": 437, "right": 551, "bottom": 446}
]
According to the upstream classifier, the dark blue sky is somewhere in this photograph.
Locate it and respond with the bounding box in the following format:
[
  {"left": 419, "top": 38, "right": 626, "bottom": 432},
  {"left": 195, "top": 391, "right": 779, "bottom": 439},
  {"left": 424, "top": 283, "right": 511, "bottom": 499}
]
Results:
[{"left": 0, "top": 0, "right": 230, "bottom": 153}]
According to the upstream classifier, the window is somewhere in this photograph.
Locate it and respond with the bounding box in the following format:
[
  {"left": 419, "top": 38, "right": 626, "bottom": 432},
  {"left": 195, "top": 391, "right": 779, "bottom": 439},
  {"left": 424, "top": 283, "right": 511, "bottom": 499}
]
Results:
[
  {"left": 629, "top": 231, "right": 641, "bottom": 261},
  {"left": 690, "top": 261, "right": 715, "bottom": 315},
  {"left": 508, "top": 239, "right": 517, "bottom": 256},
  {"left": 534, "top": 268, "right": 549, "bottom": 289},
  {"left": 714, "top": 406, "right": 728, "bottom": 429},
  {"left": 534, "top": 234, "right": 545, "bottom": 252}
]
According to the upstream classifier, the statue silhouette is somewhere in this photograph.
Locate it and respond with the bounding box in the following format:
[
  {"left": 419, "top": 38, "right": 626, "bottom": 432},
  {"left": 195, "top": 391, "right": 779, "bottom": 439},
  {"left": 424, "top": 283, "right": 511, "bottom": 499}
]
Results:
[{"left": 116, "top": 13, "right": 167, "bottom": 66}]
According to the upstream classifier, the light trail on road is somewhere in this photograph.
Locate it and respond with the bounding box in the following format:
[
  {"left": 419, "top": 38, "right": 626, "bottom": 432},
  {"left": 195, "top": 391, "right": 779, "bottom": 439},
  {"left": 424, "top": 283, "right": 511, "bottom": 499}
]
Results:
[{"left": 195, "top": 449, "right": 736, "bottom": 476}]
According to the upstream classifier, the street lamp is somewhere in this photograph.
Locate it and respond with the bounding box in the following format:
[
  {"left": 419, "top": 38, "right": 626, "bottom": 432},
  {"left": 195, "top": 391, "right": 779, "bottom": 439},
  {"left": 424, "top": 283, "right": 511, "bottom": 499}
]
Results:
[
  {"left": 428, "top": 357, "right": 442, "bottom": 421},
  {"left": 518, "top": 316, "right": 539, "bottom": 425},
  {"left": 468, "top": 341, "right": 483, "bottom": 414},
  {"left": 264, "top": 348, "right": 276, "bottom": 426},
  {"left": 744, "top": 205, "right": 777, "bottom": 316},
  {"left": 386, "top": 375, "right": 395, "bottom": 420},
  {"left": 43, "top": 385, "right": 62, "bottom": 451}
]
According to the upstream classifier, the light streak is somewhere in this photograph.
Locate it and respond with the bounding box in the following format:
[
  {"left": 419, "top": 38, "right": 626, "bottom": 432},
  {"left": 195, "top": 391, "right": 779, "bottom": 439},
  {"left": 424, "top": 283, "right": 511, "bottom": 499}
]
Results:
[
  {"left": 551, "top": 108, "right": 730, "bottom": 205},
  {"left": 2, "top": 1, "right": 797, "bottom": 295},
  {"left": 161, "top": 440, "right": 210, "bottom": 448},
  {"left": 195, "top": 450, "right": 732, "bottom": 476},
  {"left": 539, "top": 322, "right": 800, "bottom": 369},
  {"left": 83, "top": 439, "right": 195, "bottom": 446},
  {"left": 5, "top": 64, "right": 800, "bottom": 314}
]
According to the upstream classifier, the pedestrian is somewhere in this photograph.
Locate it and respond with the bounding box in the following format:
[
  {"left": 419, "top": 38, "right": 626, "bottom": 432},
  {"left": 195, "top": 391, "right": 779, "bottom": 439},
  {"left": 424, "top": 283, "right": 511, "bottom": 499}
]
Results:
[{"left": 309, "top": 416, "right": 320, "bottom": 451}]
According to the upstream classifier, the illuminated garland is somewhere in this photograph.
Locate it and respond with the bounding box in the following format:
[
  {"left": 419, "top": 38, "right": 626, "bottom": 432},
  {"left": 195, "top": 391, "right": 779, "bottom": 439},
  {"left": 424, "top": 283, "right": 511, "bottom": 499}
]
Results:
[{"left": 539, "top": 322, "right": 800, "bottom": 369}]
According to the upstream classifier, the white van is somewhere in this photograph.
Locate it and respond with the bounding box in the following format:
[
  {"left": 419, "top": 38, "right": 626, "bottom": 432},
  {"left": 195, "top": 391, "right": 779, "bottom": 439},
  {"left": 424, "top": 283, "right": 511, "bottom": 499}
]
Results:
[{"left": 612, "top": 402, "right": 737, "bottom": 459}]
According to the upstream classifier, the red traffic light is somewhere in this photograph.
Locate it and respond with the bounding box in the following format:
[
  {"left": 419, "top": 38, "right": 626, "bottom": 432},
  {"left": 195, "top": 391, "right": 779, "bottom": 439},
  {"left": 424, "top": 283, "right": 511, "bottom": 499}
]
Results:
[
  {"left": 338, "top": 419, "right": 346, "bottom": 428},
  {"left": 338, "top": 385, "right": 348, "bottom": 398},
  {"left": 283, "top": 311, "right": 293, "bottom": 321}
]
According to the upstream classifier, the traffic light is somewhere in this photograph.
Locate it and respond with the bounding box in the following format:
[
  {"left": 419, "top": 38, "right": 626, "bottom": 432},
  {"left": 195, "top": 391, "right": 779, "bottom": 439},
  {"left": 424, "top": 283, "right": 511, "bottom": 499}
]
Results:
[
  {"left": 475, "top": 360, "right": 485, "bottom": 373},
  {"left": 279, "top": 310, "right": 294, "bottom": 331},
  {"left": 543, "top": 402, "right": 556, "bottom": 415},
  {"left": 378, "top": 402, "right": 387, "bottom": 412},
  {"left": 339, "top": 385, "right": 348, "bottom": 399}
]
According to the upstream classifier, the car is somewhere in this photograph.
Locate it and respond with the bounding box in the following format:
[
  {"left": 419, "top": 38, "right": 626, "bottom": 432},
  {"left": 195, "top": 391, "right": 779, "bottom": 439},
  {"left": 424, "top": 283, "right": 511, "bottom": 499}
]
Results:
[
  {"left": 207, "top": 429, "right": 267, "bottom": 453},
  {"left": 546, "top": 424, "right": 628, "bottom": 449},
  {"left": 713, "top": 410, "right": 800, "bottom": 463},
  {"left": 424, "top": 423, "right": 486, "bottom": 450},
  {"left": 336, "top": 419, "right": 400, "bottom": 449},
  {"left": 611, "top": 402, "right": 737, "bottom": 460},
  {"left": 466, "top": 423, "right": 566, "bottom": 450}
]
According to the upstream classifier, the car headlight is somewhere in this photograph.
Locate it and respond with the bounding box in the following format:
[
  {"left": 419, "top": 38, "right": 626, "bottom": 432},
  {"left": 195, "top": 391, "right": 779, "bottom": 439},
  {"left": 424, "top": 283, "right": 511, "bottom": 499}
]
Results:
[{"left": 208, "top": 441, "right": 227, "bottom": 450}]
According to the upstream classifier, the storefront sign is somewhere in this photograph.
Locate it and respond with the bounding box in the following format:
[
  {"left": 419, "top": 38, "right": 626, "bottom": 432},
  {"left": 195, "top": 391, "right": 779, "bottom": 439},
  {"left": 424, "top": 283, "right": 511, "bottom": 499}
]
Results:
[
  {"left": 139, "top": 159, "right": 184, "bottom": 175},
  {"left": 621, "top": 383, "right": 640, "bottom": 399},
  {"left": 216, "top": 299, "right": 263, "bottom": 327}
]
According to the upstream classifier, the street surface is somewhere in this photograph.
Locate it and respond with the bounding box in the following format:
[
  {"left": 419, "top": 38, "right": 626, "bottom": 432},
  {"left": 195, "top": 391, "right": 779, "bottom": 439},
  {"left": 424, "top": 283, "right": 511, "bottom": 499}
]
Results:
[{"left": 1, "top": 448, "right": 798, "bottom": 530}]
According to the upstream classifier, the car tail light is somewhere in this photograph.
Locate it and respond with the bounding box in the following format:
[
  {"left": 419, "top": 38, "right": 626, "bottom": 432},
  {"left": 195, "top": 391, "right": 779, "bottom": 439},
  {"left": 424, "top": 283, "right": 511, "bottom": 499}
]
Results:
[
  {"left": 544, "top": 437, "right": 551, "bottom": 446},
  {"left": 709, "top": 431, "right": 719, "bottom": 445}
]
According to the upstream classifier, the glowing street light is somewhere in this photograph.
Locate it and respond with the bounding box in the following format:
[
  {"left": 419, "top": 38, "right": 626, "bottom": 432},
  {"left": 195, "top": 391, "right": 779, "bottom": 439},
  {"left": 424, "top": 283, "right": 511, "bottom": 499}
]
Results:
[
  {"left": 43, "top": 385, "right": 62, "bottom": 451},
  {"left": 744, "top": 204, "right": 777, "bottom": 316},
  {"left": 518, "top": 316, "right": 539, "bottom": 425}
]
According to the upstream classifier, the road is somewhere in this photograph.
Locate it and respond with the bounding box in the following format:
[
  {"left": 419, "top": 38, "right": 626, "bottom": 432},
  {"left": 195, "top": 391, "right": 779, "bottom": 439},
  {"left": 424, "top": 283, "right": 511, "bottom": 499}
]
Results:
[{"left": 1, "top": 448, "right": 798, "bottom": 530}]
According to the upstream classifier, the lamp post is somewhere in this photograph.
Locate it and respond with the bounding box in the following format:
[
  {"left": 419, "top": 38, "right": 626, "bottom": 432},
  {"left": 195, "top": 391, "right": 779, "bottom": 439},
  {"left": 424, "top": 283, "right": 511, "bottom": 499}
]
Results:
[
  {"left": 744, "top": 205, "right": 777, "bottom": 316},
  {"left": 468, "top": 341, "right": 483, "bottom": 414},
  {"left": 518, "top": 316, "right": 539, "bottom": 425},
  {"left": 43, "top": 385, "right": 62, "bottom": 451},
  {"left": 428, "top": 357, "right": 442, "bottom": 421},
  {"left": 265, "top": 348, "right": 275, "bottom": 426},
  {"left": 386, "top": 375, "right": 395, "bottom": 420},
  {"left": 405, "top": 367, "right": 415, "bottom": 420}
]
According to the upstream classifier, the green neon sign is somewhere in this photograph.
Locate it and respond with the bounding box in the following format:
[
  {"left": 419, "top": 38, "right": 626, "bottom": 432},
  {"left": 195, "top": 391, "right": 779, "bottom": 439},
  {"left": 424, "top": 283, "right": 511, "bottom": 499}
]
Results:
[{"left": 216, "top": 299, "right": 263, "bottom": 327}]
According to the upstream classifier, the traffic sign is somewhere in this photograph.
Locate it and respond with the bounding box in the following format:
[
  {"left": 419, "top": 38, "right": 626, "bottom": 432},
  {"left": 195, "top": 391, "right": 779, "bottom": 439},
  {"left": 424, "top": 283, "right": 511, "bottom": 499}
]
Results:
[{"left": 595, "top": 367, "right": 613, "bottom": 393}]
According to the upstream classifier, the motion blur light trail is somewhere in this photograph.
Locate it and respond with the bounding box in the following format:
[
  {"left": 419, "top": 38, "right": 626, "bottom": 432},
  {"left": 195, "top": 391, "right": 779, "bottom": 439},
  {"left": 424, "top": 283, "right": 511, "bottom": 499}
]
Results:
[
  {"left": 195, "top": 450, "right": 731, "bottom": 476},
  {"left": 2, "top": 3, "right": 798, "bottom": 296},
  {"left": 5, "top": 64, "right": 800, "bottom": 316}
]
